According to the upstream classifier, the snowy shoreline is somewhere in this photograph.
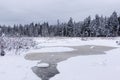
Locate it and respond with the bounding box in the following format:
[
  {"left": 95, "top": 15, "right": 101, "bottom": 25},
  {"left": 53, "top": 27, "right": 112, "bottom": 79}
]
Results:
[
  {"left": 0, "top": 37, "right": 120, "bottom": 80},
  {"left": 25, "top": 45, "right": 115, "bottom": 80},
  {"left": 51, "top": 47, "right": 120, "bottom": 80}
]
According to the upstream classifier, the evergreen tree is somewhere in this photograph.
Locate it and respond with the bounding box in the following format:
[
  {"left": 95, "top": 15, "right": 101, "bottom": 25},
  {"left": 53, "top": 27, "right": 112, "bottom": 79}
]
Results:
[
  {"left": 0, "top": 11, "right": 119, "bottom": 37},
  {"left": 108, "top": 11, "right": 119, "bottom": 36},
  {"left": 67, "top": 17, "right": 74, "bottom": 37},
  {"left": 41, "top": 22, "right": 49, "bottom": 37},
  {"left": 118, "top": 16, "right": 120, "bottom": 36},
  {"left": 81, "top": 16, "right": 91, "bottom": 37}
]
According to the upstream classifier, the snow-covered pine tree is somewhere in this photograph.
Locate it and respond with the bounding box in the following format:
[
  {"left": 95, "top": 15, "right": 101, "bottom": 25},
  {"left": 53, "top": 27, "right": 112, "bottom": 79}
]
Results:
[
  {"left": 41, "top": 22, "right": 49, "bottom": 37},
  {"left": 81, "top": 16, "right": 91, "bottom": 37},
  {"left": 118, "top": 16, "right": 120, "bottom": 36},
  {"left": 0, "top": 33, "right": 6, "bottom": 56},
  {"left": 108, "top": 11, "right": 119, "bottom": 36},
  {"left": 67, "top": 17, "right": 74, "bottom": 37}
]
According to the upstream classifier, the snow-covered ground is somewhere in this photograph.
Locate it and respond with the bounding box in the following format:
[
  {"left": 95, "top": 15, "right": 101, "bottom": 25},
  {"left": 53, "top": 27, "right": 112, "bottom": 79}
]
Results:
[
  {"left": 34, "top": 37, "right": 120, "bottom": 80},
  {"left": 0, "top": 55, "right": 40, "bottom": 80},
  {"left": 0, "top": 37, "right": 120, "bottom": 80},
  {"left": 37, "top": 63, "right": 50, "bottom": 68},
  {"left": 34, "top": 37, "right": 120, "bottom": 47},
  {"left": 48, "top": 38, "right": 120, "bottom": 80},
  {"left": 27, "top": 47, "right": 75, "bottom": 54},
  {"left": 51, "top": 48, "right": 120, "bottom": 80}
]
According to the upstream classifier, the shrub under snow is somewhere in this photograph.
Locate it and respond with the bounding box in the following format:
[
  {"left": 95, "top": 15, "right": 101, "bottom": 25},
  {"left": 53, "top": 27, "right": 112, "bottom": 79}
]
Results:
[
  {"left": 0, "top": 37, "right": 36, "bottom": 55},
  {"left": 116, "top": 41, "right": 120, "bottom": 45}
]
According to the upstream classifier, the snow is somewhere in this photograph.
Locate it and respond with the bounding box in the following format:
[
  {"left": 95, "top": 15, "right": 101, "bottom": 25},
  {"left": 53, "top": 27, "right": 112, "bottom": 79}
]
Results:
[
  {"left": 34, "top": 37, "right": 120, "bottom": 47},
  {"left": 0, "top": 55, "right": 40, "bottom": 80},
  {"left": 90, "top": 46, "right": 95, "bottom": 49},
  {"left": 0, "top": 37, "right": 120, "bottom": 80},
  {"left": 33, "top": 37, "right": 120, "bottom": 80},
  {"left": 50, "top": 48, "right": 120, "bottom": 80},
  {"left": 37, "top": 63, "right": 49, "bottom": 68},
  {"left": 116, "top": 40, "right": 120, "bottom": 45},
  {"left": 27, "top": 47, "right": 75, "bottom": 53}
]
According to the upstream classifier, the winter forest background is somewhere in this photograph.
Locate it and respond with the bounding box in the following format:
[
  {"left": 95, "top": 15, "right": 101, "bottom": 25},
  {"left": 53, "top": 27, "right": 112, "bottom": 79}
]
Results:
[
  {"left": 0, "top": 11, "right": 120, "bottom": 55},
  {"left": 0, "top": 11, "right": 120, "bottom": 37}
]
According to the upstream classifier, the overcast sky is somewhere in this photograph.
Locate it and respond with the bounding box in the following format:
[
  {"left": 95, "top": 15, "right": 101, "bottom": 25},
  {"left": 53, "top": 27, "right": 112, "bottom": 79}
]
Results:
[{"left": 0, "top": 0, "right": 120, "bottom": 25}]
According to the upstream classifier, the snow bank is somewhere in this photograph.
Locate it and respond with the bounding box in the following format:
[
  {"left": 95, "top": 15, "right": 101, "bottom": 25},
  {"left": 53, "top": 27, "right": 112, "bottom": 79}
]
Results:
[
  {"left": 0, "top": 56, "right": 40, "bottom": 80},
  {"left": 27, "top": 47, "right": 75, "bottom": 53},
  {"left": 37, "top": 63, "right": 49, "bottom": 68},
  {"left": 34, "top": 37, "right": 120, "bottom": 47},
  {"left": 51, "top": 48, "right": 120, "bottom": 80},
  {"left": 1, "top": 37, "right": 120, "bottom": 80}
]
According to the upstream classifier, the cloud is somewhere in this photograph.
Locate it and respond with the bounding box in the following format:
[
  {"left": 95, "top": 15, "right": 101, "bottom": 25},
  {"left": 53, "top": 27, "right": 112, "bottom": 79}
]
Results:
[{"left": 0, "top": 0, "right": 120, "bottom": 25}]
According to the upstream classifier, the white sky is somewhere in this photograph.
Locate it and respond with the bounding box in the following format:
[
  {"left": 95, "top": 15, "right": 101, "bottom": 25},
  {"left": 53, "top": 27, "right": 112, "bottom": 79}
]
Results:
[{"left": 0, "top": 0, "right": 120, "bottom": 25}]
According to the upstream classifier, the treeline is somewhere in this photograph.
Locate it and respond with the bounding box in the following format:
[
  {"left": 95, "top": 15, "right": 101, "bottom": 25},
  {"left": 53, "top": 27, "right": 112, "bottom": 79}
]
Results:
[{"left": 0, "top": 11, "right": 120, "bottom": 37}]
